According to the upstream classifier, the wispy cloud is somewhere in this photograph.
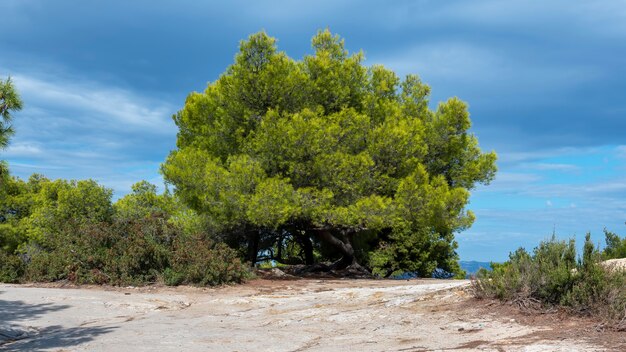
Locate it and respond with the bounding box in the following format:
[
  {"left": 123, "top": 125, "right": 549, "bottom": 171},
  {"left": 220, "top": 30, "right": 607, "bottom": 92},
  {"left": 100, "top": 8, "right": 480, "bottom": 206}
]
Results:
[
  {"left": 9, "top": 162, "right": 67, "bottom": 171},
  {"left": 4, "top": 142, "right": 43, "bottom": 157},
  {"left": 520, "top": 163, "right": 580, "bottom": 172},
  {"left": 497, "top": 147, "right": 602, "bottom": 165},
  {"left": 12, "top": 74, "right": 174, "bottom": 134}
]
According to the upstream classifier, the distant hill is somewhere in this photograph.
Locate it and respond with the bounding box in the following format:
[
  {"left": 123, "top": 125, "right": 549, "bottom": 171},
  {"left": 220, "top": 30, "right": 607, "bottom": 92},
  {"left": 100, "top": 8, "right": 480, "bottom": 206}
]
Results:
[{"left": 459, "top": 261, "right": 493, "bottom": 277}]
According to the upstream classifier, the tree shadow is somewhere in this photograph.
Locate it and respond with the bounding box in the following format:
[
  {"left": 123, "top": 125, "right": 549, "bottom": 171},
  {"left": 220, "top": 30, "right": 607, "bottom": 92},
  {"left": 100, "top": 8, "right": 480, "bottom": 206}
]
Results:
[
  {"left": 0, "top": 297, "right": 70, "bottom": 323},
  {"left": 0, "top": 296, "right": 117, "bottom": 350},
  {"left": 2, "top": 325, "right": 116, "bottom": 351}
]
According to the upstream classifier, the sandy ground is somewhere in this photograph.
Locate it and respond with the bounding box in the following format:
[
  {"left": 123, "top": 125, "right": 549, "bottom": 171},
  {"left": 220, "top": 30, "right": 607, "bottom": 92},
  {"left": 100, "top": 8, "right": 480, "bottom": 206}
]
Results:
[{"left": 0, "top": 279, "right": 617, "bottom": 351}]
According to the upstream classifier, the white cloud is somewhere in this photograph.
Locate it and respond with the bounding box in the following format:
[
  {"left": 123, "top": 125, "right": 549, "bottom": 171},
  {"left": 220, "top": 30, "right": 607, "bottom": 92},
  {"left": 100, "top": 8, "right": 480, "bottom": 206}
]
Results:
[
  {"left": 12, "top": 74, "right": 175, "bottom": 134},
  {"left": 9, "top": 162, "right": 67, "bottom": 171},
  {"left": 497, "top": 147, "right": 600, "bottom": 165},
  {"left": 4, "top": 142, "right": 43, "bottom": 157}
]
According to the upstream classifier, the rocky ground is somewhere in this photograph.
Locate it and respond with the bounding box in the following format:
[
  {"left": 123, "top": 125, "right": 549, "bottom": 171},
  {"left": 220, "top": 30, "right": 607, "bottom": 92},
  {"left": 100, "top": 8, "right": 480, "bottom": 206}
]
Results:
[{"left": 1, "top": 277, "right": 623, "bottom": 351}]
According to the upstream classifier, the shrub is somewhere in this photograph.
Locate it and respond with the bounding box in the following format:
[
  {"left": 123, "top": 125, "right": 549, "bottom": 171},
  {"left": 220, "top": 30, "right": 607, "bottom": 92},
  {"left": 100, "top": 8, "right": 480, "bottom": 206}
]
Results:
[
  {"left": 105, "top": 216, "right": 173, "bottom": 285},
  {"left": 167, "top": 234, "right": 250, "bottom": 286},
  {"left": 24, "top": 247, "right": 73, "bottom": 282},
  {"left": 20, "top": 213, "right": 249, "bottom": 287},
  {"left": 24, "top": 218, "right": 116, "bottom": 284},
  {"left": 0, "top": 175, "right": 250, "bottom": 287},
  {"left": 0, "top": 251, "right": 24, "bottom": 283},
  {"left": 163, "top": 267, "right": 185, "bottom": 286},
  {"left": 473, "top": 234, "right": 626, "bottom": 328}
]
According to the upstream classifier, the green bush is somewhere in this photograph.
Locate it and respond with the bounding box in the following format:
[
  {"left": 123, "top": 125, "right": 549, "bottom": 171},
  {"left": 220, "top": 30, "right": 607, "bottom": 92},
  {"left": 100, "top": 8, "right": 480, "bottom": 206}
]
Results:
[
  {"left": 0, "top": 251, "right": 24, "bottom": 283},
  {"left": 163, "top": 267, "right": 185, "bottom": 286},
  {"left": 473, "top": 234, "right": 626, "bottom": 328},
  {"left": 18, "top": 213, "right": 249, "bottom": 287},
  {"left": 24, "top": 218, "right": 116, "bottom": 284},
  {"left": 0, "top": 176, "right": 250, "bottom": 287},
  {"left": 105, "top": 216, "right": 172, "bottom": 285},
  {"left": 24, "top": 247, "right": 72, "bottom": 282},
  {"left": 167, "top": 234, "right": 250, "bottom": 286}
]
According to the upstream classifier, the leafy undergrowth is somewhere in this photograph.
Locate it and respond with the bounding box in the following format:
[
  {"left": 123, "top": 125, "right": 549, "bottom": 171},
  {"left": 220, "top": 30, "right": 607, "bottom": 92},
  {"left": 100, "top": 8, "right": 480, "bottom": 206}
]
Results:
[
  {"left": 472, "top": 234, "right": 626, "bottom": 330},
  {"left": 0, "top": 214, "right": 251, "bottom": 287}
]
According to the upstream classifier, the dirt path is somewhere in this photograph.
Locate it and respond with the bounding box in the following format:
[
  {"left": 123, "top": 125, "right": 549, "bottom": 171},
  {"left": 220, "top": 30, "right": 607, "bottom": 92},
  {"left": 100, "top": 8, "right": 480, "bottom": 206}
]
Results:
[{"left": 0, "top": 279, "right": 612, "bottom": 351}]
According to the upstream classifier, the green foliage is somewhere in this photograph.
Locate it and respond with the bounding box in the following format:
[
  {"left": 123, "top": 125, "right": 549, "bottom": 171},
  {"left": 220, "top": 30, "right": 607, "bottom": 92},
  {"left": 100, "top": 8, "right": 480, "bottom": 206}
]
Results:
[
  {"left": 0, "top": 251, "right": 24, "bottom": 283},
  {"left": 162, "top": 30, "right": 496, "bottom": 276},
  {"left": 474, "top": 236, "right": 577, "bottom": 303},
  {"left": 473, "top": 234, "right": 626, "bottom": 327},
  {"left": 24, "top": 215, "right": 169, "bottom": 285},
  {"left": 22, "top": 211, "right": 249, "bottom": 286},
  {"left": 0, "top": 76, "right": 23, "bottom": 150},
  {"left": 0, "top": 176, "right": 249, "bottom": 286},
  {"left": 602, "top": 228, "right": 626, "bottom": 259},
  {"left": 22, "top": 178, "right": 114, "bottom": 247},
  {"left": 1, "top": 175, "right": 51, "bottom": 252},
  {"left": 114, "top": 181, "right": 174, "bottom": 220},
  {"left": 0, "top": 71, "right": 250, "bottom": 287},
  {"left": 109, "top": 216, "right": 173, "bottom": 285},
  {"left": 247, "top": 177, "right": 300, "bottom": 229},
  {"left": 167, "top": 234, "right": 250, "bottom": 286}
]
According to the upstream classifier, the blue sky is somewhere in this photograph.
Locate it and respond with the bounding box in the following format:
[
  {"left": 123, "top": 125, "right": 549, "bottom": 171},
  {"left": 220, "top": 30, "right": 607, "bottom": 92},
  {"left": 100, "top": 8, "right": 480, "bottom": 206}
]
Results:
[{"left": 1, "top": 0, "right": 625, "bottom": 261}]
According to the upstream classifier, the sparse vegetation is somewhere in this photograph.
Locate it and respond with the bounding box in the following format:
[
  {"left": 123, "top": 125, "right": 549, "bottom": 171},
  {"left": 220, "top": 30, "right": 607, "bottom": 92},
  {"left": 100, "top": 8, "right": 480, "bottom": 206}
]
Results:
[{"left": 472, "top": 232, "right": 626, "bottom": 330}]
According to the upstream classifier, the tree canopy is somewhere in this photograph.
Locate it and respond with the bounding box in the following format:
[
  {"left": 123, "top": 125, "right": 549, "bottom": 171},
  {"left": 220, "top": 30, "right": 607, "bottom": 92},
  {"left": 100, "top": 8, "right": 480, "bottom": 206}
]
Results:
[{"left": 162, "top": 30, "right": 497, "bottom": 277}]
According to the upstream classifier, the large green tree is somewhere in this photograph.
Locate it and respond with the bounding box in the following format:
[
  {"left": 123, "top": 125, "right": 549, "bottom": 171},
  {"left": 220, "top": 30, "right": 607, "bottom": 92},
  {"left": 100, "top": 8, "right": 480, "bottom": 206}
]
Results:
[{"left": 162, "top": 30, "right": 497, "bottom": 276}]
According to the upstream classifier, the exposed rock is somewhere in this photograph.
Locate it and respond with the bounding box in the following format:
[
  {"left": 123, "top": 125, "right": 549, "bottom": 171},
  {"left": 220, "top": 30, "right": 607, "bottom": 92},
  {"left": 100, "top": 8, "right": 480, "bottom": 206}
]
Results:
[
  {"left": 269, "top": 268, "right": 286, "bottom": 277},
  {"left": 254, "top": 267, "right": 296, "bottom": 280},
  {"left": 0, "top": 280, "right": 613, "bottom": 351},
  {"left": 600, "top": 258, "right": 626, "bottom": 272}
]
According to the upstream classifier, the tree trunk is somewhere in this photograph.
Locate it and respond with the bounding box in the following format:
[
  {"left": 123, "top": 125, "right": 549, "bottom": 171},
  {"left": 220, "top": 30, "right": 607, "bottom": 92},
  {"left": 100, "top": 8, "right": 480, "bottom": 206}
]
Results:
[
  {"left": 300, "top": 235, "right": 314, "bottom": 265},
  {"left": 313, "top": 229, "right": 356, "bottom": 269},
  {"left": 276, "top": 234, "right": 283, "bottom": 263},
  {"left": 247, "top": 231, "right": 260, "bottom": 266}
]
